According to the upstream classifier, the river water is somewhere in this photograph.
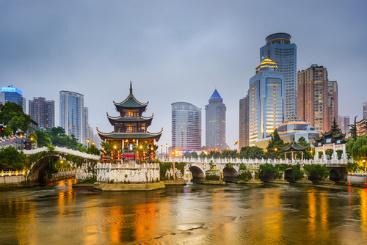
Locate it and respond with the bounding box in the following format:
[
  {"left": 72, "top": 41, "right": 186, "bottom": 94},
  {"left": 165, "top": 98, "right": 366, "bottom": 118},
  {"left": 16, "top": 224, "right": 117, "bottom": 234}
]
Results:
[{"left": 1, "top": 180, "right": 367, "bottom": 245}]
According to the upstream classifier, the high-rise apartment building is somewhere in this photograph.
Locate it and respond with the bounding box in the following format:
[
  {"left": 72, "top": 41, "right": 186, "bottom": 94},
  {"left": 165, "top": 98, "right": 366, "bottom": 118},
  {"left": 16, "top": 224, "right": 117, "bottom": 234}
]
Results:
[
  {"left": 328, "top": 80, "right": 338, "bottom": 125},
  {"left": 0, "top": 85, "right": 26, "bottom": 112},
  {"left": 205, "top": 89, "right": 226, "bottom": 149},
  {"left": 260, "top": 33, "right": 297, "bottom": 121},
  {"left": 297, "top": 65, "right": 338, "bottom": 132},
  {"left": 363, "top": 101, "right": 367, "bottom": 120},
  {"left": 29, "top": 97, "right": 55, "bottom": 129},
  {"left": 239, "top": 96, "right": 249, "bottom": 149},
  {"left": 248, "top": 58, "right": 284, "bottom": 146},
  {"left": 59, "top": 91, "right": 84, "bottom": 143},
  {"left": 171, "top": 102, "right": 201, "bottom": 151},
  {"left": 338, "top": 116, "right": 350, "bottom": 135}
]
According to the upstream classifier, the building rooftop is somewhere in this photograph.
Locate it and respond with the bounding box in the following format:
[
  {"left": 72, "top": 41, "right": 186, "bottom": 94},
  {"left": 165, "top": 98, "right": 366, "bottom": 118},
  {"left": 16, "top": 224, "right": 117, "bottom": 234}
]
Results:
[
  {"left": 209, "top": 89, "right": 223, "bottom": 102},
  {"left": 113, "top": 82, "right": 148, "bottom": 110},
  {"left": 256, "top": 58, "right": 278, "bottom": 72}
]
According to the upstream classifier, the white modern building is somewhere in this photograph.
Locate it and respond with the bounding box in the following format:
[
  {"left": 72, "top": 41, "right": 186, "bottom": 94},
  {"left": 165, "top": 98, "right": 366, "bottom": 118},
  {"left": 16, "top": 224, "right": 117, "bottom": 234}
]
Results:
[
  {"left": 277, "top": 121, "right": 320, "bottom": 143},
  {"left": 248, "top": 58, "right": 284, "bottom": 146}
]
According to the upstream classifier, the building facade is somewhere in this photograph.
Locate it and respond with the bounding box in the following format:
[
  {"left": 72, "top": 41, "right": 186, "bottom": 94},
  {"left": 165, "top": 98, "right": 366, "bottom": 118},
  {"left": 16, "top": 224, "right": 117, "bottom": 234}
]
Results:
[
  {"left": 248, "top": 58, "right": 284, "bottom": 146},
  {"left": 260, "top": 33, "right": 297, "bottom": 121},
  {"left": 297, "top": 65, "right": 337, "bottom": 132},
  {"left": 239, "top": 96, "right": 249, "bottom": 149},
  {"left": 205, "top": 89, "right": 226, "bottom": 149},
  {"left": 0, "top": 85, "right": 26, "bottom": 112},
  {"left": 171, "top": 102, "right": 201, "bottom": 152},
  {"left": 363, "top": 101, "right": 367, "bottom": 120},
  {"left": 338, "top": 116, "right": 350, "bottom": 135},
  {"left": 59, "top": 91, "right": 84, "bottom": 143},
  {"left": 277, "top": 121, "right": 320, "bottom": 144},
  {"left": 328, "top": 80, "right": 338, "bottom": 125},
  {"left": 29, "top": 97, "right": 55, "bottom": 129}
]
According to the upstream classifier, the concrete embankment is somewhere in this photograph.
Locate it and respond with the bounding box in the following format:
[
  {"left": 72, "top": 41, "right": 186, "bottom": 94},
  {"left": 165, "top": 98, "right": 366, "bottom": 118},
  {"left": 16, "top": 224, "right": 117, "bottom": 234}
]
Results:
[{"left": 94, "top": 182, "right": 166, "bottom": 191}]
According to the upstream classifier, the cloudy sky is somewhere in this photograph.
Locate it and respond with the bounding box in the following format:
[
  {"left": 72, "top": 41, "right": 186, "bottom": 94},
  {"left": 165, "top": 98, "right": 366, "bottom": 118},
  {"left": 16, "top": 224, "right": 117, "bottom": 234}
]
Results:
[{"left": 0, "top": 0, "right": 366, "bottom": 147}]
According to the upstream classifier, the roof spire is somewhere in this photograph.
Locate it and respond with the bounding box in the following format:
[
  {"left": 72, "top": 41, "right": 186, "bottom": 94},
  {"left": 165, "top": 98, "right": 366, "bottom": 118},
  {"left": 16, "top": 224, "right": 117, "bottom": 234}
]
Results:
[{"left": 129, "top": 81, "right": 133, "bottom": 95}]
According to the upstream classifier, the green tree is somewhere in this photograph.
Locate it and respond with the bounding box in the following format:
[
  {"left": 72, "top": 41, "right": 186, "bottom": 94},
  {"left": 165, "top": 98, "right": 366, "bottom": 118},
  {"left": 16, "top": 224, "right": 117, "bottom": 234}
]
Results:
[
  {"left": 303, "top": 164, "right": 329, "bottom": 184},
  {"left": 0, "top": 103, "right": 32, "bottom": 133},
  {"left": 239, "top": 146, "right": 265, "bottom": 159},
  {"left": 285, "top": 165, "right": 304, "bottom": 183},
  {"left": 258, "top": 164, "right": 277, "bottom": 182},
  {"left": 349, "top": 116, "right": 358, "bottom": 140},
  {"left": 0, "top": 147, "right": 26, "bottom": 170},
  {"left": 267, "top": 129, "right": 284, "bottom": 159}
]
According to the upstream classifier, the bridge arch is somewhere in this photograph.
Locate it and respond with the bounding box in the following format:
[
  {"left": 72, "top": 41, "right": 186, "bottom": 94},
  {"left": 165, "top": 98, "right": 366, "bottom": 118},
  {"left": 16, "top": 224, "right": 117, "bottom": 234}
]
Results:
[
  {"left": 223, "top": 166, "right": 238, "bottom": 182},
  {"left": 28, "top": 154, "right": 61, "bottom": 185},
  {"left": 189, "top": 165, "right": 205, "bottom": 182}
]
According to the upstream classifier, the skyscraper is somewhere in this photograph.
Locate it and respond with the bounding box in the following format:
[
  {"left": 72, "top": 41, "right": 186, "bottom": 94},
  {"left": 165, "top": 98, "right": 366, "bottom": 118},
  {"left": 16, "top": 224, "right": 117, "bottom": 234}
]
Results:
[
  {"left": 260, "top": 33, "right": 297, "bottom": 121},
  {"left": 29, "top": 97, "right": 55, "bottom": 129},
  {"left": 82, "top": 107, "right": 91, "bottom": 144},
  {"left": 328, "top": 80, "right": 338, "bottom": 125},
  {"left": 239, "top": 95, "right": 249, "bottom": 149},
  {"left": 171, "top": 102, "right": 201, "bottom": 151},
  {"left": 0, "top": 85, "right": 26, "bottom": 112},
  {"left": 297, "top": 65, "right": 337, "bottom": 132},
  {"left": 363, "top": 101, "right": 367, "bottom": 119},
  {"left": 248, "top": 58, "right": 284, "bottom": 146},
  {"left": 205, "top": 89, "right": 226, "bottom": 149},
  {"left": 59, "top": 91, "right": 84, "bottom": 143},
  {"left": 338, "top": 116, "right": 350, "bottom": 135}
]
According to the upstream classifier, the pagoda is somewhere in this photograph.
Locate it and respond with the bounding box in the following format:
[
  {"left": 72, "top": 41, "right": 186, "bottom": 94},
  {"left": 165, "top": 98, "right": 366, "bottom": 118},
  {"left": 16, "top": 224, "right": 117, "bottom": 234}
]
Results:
[{"left": 97, "top": 82, "right": 162, "bottom": 162}]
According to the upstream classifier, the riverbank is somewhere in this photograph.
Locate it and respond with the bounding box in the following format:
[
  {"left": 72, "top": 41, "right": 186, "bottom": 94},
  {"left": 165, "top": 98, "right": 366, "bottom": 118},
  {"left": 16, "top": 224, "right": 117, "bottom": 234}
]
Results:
[{"left": 94, "top": 182, "right": 166, "bottom": 191}]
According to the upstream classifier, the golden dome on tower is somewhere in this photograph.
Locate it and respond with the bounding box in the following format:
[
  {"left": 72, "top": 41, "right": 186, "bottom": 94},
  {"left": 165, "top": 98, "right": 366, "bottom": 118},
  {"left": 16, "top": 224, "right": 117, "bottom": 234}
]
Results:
[{"left": 256, "top": 57, "right": 278, "bottom": 72}]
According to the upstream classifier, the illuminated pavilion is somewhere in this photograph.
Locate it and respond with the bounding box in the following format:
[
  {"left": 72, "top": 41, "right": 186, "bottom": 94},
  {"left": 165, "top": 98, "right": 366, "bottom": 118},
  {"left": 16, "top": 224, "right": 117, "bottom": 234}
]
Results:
[{"left": 97, "top": 83, "right": 162, "bottom": 162}]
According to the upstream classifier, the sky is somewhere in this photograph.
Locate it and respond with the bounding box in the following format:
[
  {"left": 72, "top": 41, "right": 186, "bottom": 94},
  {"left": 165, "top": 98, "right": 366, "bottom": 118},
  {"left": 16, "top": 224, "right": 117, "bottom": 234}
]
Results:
[{"left": 0, "top": 0, "right": 366, "bottom": 148}]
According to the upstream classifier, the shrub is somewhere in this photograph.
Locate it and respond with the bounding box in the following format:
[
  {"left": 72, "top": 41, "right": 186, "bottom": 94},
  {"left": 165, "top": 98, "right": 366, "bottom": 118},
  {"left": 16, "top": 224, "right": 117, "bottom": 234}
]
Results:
[
  {"left": 259, "top": 164, "right": 277, "bottom": 182},
  {"left": 285, "top": 165, "right": 304, "bottom": 183},
  {"left": 0, "top": 146, "right": 26, "bottom": 170},
  {"left": 237, "top": 164, "right": 252, "bottom": 181},
  {"left": 304, "top": 164, "right": 329, "bottom": 184}
]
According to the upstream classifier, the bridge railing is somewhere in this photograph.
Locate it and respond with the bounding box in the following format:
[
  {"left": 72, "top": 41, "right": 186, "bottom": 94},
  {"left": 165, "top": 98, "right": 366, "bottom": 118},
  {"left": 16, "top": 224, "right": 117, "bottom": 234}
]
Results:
[
  {"left": 22, "top": 146, "right": 100, "bottom": 161},
  {"left": 159, "top": 157, "right": 350, "bottom": 166},
  {"left": 0, "top": 169, "right": 28, "bottom": 177}
]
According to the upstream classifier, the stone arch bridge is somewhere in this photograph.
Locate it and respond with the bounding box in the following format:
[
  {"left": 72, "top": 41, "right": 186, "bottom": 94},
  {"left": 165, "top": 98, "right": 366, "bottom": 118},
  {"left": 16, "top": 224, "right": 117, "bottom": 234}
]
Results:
[
  {"left": 21, "top": 146, "right": 99, "bottom": 184},
  {"left": 162, "top": 157, "right": 349, "bottom": 182}
]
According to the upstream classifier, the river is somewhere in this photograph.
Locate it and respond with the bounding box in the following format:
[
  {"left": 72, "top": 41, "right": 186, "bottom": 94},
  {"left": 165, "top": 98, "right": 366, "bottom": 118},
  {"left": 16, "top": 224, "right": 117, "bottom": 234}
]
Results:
[{"left": 0, "top": 180, "right": 367, "bottom": 244}]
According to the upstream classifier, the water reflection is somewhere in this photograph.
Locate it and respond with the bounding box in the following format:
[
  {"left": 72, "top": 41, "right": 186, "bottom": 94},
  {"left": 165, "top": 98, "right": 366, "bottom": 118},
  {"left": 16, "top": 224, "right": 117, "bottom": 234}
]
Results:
[{"left": 1, "top": 183, "right": 367, "bottom": 244}]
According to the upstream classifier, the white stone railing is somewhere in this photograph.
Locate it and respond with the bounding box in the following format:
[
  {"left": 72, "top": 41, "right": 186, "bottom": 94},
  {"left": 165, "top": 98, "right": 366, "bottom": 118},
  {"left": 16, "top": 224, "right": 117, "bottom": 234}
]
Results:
[
  {"left": 0, "top": 169, "right": 29, "bottom": 177},
  {"left": 160, "top": 157, "right": 350, "bottom": 166},
  {"left": 96, "top": 162, "right": 160, "bottom": 170},
  {"left": 22, "top": 146, "right": 100, "bottom": 161}
]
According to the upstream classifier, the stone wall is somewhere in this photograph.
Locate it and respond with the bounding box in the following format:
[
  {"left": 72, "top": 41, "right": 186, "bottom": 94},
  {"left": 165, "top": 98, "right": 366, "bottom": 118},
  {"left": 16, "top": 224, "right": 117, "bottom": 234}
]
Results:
[
  {"left": 76, "top": 163, "right": 96, "bottom": 181},
  {"left": 96, "top": 162, "right": 160, "bottom": 183},
  {"left": 0, "top": 175, "right": 26, "bottom": 184}
]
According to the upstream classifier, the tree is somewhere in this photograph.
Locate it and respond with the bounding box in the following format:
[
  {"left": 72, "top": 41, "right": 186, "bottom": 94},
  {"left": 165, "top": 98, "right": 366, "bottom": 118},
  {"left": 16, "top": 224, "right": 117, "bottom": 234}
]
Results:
[
  {"left": 239, "top": 146, "right": 265, "bottom": 159},
  {"left": 296, "top": 137, "right": 312, "bottom": 159},
  {"left": 285, "top": 164, "right": 304, "bottom": 183},
  {"left": 0, "top": 147, "right": 26, "bottom": 170},
  {"left": 34, "top": 130, "right": 51, "bottom": 147},
  {"left": 0, "top": 103, "right": 32, "bottom": 133},
  {"left": 347, "top": 136, "right": 367, "bottom": 167},
  {"left": 266, "top": 129, "right": 284, "bottom": 159},
  {"left": 258, "top": 164, "right": 278, "bottom": 182},
  {"left": 303, "top": 164, "right": 329, "bottom": 184}
]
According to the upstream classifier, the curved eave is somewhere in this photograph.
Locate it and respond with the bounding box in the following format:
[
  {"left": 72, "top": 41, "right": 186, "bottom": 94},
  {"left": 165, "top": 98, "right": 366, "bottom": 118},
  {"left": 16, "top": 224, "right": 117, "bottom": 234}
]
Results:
[
  {"left": 113, "top": 94, "right": 149, "bottom": 110},
  {"left": 106, "top": 113, "right": 153, "bottom": 126},
  {"left": 97, "top": 128, "right": 162, "bottom": 141}
]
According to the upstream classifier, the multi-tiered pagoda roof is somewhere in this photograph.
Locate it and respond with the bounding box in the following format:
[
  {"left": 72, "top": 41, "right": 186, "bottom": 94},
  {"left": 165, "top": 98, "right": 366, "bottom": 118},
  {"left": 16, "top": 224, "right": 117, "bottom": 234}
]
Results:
[{"left": 97, "top": 82, "right": 162, "bottom": 142}]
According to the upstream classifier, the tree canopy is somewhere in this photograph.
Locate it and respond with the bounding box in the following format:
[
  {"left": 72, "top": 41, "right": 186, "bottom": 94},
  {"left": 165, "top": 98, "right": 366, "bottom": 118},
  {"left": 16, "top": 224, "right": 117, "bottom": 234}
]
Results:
[{"left": 0, "top": 103, "right": 32, "bottom": 134}]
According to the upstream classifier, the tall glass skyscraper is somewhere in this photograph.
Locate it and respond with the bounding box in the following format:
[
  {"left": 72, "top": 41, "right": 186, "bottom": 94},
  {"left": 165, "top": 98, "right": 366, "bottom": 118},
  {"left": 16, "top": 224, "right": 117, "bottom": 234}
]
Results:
[
  {"left": 260, "top": 33, "right": 297, "bottom": 121},
  {"left": 59, "top": 91, "right": 84, "bottom": 143},
  {"left": 171, "top": 102, "right": 201, "bottom": 151},
  {"left": 248, "top": 58, "right": 284, "bottom": 146},
  {"left": 205, "top": 89, "right": 226, "bottom": 149},
  {"left": 0, "top": 85, "right": 26, "bottom": 112}
]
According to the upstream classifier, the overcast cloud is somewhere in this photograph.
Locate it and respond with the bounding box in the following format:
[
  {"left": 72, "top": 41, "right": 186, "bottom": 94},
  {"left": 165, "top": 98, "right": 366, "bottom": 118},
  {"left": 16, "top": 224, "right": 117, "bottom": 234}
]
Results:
[{"left": 0, "top": 0, "right": 366, "bottom": 147}]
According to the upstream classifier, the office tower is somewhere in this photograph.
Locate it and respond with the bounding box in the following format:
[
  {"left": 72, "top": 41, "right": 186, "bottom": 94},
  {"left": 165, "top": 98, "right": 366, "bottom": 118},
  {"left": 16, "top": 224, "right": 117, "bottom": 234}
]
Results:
[
  {"left": 0, "top": 85, "right": 26, "bottom": 112},
  {"left": 297, "top": 65, "right": 337, "bottom": 132},
  {"left": 260, "top": 33, "right": 297, "bottom": 121},
  {"left": 328, "top": 80, "right": 338, "bottom": 125},
  {"left": 239, "top": 95, "right": 249, "bottom": 149},
  {"left": 171, "top": 102, "right": 201, "bottom": 151},
  {"left": 82, "top": 107, "right": 90, "bottom": 144},
  {"left": 59, "top": 91, "right": 84, "bottom": 142},
  {"left": 205, "top": 89, "right": 226, "bottom": 149},
  {"left": 363, "top": 101, "right": 367, "bottom": 119},
  {"left": 338, "top": 116, "right": 350, "bottom": 135},
  {"left": 248, "top": 58, "right": 284, "bottom": 146},
  {"left": 29, "top": 97, "right": 55, "bottom": 129}
]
